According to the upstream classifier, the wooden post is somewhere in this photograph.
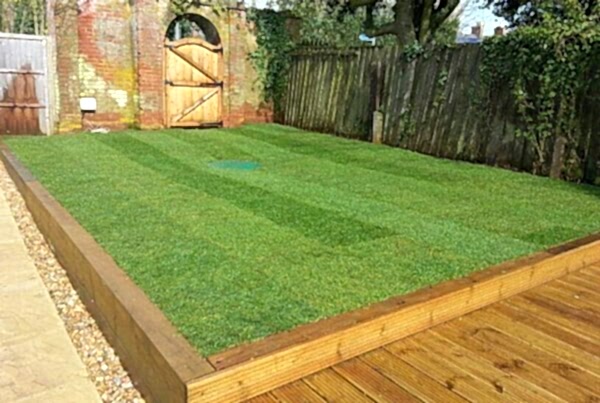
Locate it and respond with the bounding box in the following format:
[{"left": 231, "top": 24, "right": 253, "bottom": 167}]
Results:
[
  {"left": 372, "top": 110, "right": 384, "bottom": 144},
  {"left": 550, "top": 136, "right": 568, "bottom": 179},
  {"left": 371, "top": 58, "right": 385, "bottom": 144}
]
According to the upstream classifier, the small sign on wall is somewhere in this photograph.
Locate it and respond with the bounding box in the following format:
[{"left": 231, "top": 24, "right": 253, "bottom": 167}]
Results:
[{"left": 80, "top": 97, "right": 97, "bottom": 112}]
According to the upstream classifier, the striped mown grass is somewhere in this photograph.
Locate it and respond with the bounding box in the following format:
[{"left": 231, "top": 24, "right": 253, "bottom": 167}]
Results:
[{"left": 6, "top": 124, "right": 600, "bottom": 354}]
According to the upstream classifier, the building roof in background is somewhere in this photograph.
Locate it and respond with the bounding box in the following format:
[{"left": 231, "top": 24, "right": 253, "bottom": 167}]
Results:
[{"left": 459, "top": 0, "right": 508, "bottom": 37}]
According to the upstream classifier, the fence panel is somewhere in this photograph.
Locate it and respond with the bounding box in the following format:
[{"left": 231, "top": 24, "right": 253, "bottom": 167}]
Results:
[
  {"left": 279, "top": 45, "right": 600, "bottom": 184},
  {"left": 0, "top": 32, "right": 51, "bottom": 135}
]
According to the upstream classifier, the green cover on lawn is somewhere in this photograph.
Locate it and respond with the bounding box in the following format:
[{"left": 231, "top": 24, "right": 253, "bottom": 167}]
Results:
[{"left": 6, "top": 124, "right": 600, "bottom": 355}]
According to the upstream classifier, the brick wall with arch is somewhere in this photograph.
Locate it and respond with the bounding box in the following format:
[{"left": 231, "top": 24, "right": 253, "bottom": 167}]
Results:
[{"left": 50, "top": 0, "right": 272, "bottom": 132}]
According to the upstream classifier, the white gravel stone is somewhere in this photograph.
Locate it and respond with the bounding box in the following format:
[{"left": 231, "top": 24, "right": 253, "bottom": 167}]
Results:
[{"left": 0, "top": 161, "right": 144, "bottom": 402}]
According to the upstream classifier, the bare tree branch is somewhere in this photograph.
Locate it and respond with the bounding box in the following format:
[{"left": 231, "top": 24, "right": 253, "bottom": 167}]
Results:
[
  {"left": 348, "top": 0, "right": 379, "bottom": 9},
  {"left": 350, "top": 0, "right": 460, "bottom": 48},
  {"left": 366, "top": 21, "right": 397, "bottom": 36},
  {"left": 431, "top": 0, "right": 461, "bottom": 31},
  {"left": 419, "top": 0, "right": 435, "bottom": 42}
]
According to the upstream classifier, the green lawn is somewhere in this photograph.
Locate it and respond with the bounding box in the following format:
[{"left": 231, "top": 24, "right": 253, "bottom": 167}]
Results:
[{"left": 5, "top": 124, "right": 600, "bottom": 355}]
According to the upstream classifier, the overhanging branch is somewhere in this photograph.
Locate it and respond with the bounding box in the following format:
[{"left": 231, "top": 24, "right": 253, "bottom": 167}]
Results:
[
  {"left": 366, "top": 21, "right": 399, "bottom": 37},
  {"left": 348, "top": 0, "right": 379, "bottom": 9},
  {"left": 431, "top": 0, "right": 461, "bottom": 31}
]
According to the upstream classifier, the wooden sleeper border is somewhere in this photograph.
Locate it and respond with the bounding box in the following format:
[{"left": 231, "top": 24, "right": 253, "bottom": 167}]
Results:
[{"left": 2, "top": 143, "right": 600, "bottom": 402}]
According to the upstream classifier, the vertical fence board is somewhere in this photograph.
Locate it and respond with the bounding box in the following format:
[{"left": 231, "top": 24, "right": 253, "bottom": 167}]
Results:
[
  {"left": 279, "top": 44, "right": 600, "bottom": 184},
  {"left": 0, "top": 33, "right": 50, "bottom": 135}
]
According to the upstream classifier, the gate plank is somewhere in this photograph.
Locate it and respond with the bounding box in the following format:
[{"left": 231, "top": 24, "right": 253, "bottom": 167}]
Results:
[
  {"left": 164, "top": 38, "right": 223, "bottom": 128},
  {"left": 172, "top": 89, "right": 219, "bottom": 123},
  {"left": 169, "top": 47, "right": 219, "bottom": 83}
]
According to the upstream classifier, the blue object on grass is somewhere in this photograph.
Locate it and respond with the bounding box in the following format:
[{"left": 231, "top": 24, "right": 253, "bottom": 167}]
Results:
[{"left": 209, "top": 160, "right": 261, "bottom": 171}]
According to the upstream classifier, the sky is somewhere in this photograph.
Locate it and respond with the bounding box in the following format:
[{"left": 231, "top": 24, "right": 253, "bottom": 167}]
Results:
[
  {"left": 248, "top": 0, "right": 508, "bottom": 38},
  {"left": 460, "top": 0, "right": 508, "bottom": 36}
]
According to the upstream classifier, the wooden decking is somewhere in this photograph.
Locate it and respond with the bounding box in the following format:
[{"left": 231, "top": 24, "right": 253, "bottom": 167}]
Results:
[{"left": 250, "top": 264, "right": 600, "bottom": 402}]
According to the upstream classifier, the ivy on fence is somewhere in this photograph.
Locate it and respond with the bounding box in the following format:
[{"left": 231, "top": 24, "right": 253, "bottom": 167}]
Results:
[
  {"left": 247, "top": 9, "right": 294, "bottom": 111},
  {"left": 481, "top": 5, "right": 600, "bottom": 177}
]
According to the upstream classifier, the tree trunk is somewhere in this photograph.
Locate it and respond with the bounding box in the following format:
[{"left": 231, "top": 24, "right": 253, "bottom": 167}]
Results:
[
  {"left": 549, "top": 136, "right": 567, "bottom": 179},
  {"left": 392, "top": 0, "right": 417, "bottom": 47}
]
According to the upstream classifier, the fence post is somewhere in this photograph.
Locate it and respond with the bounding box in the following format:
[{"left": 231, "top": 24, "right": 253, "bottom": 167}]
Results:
[{"left": 372, "top": 110, "right": 384, "bottom": 144}]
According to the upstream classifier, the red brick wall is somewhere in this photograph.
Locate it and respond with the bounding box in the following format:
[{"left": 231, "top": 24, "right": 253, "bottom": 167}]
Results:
[
  {"left": 52, "top": 0, "right": 272, "bottom": 132},
  {"left": 52, "top": 0, "right": 81, "bottom": 132},
  {"left": 77, "top": 0, "right": 137, "bottom": 130},
  {"left": 223, "top": 7, "right": 273, "bottom": 127},
  {"left": 134, "top": 0, "right": 169, "bottom": 129}
]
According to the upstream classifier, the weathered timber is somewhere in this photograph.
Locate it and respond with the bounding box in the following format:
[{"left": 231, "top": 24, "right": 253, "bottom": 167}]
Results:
[
  {"left": 187, "top": 232, "right": 600, "bottom": 402},
  {"left": 278, "top": 45, "right": 600, "bottom": 184},
  {"left": 0, "top": 145, "right": 215, "bottom": 403},
  {"left": 4, "top": 141, "right": 600, "bottom": 403}
]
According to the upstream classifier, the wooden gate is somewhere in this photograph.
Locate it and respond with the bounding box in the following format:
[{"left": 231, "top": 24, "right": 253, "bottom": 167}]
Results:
[
  {"left": 164, "top": 38, "right": 223, "bottom": 128},
  {"left": 0, "top": 33, "right": 51, "bottom": 135}
]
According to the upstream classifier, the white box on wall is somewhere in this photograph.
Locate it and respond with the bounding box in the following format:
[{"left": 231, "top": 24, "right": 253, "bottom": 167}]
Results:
[{"left": 80, "top": 97, "right": 97, "bottom": 112}]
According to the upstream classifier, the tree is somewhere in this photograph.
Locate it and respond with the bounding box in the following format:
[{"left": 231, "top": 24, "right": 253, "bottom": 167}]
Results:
[
  {"left": 481, "top": 0, "right": 599, "bottom": 176},
  {"left": 486, "top": 0, "right": 597, "bottom": 26},
  {"left": 348, "top": 0, "right": 463, "bottom": 47},
  {"left": 0, "top": 0, "right": 46, "bottom": 34},
  {"left": 274, "top": 0, "right": 463, "bottom": 49}
]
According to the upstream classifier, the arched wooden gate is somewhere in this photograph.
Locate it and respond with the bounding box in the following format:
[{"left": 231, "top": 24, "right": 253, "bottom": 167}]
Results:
[{"left": 164, "top": 38, "right": 223, "bottom": 128}]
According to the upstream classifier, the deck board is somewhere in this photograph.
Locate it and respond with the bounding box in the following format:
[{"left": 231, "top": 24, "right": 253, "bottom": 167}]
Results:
[
  {"left": 386, "top": 338, "right": 501, "bottom": 401},
  {"left": 303, "top": 369, "right": 373, "bottom": 402},
  {"left": 451, "top": 314, "right": 599, "bottom": 400},
  {"left": 557, "top": 276, "right": 600, "bottom": 296},
  {"left": 270, "top": 381, "right": 326, "bottom": 402},
  {"left": 417, "top": 332, "right": 561, "bottom": 402},
  {"left": 252, "top": 268, "right": 600, "bottom": 402},
  {"left": 333, "top": 358, "right": 418, "bottom": 402}
]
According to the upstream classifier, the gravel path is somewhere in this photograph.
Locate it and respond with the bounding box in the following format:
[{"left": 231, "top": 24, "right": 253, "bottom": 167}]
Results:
[{"left": 0, "top": 161, "right": 144, "bottom": 403}]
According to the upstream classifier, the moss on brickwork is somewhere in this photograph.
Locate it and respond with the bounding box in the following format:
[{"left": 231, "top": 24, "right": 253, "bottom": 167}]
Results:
[{"left": 52, "top": 1, "right": 271, "bottom": 132}]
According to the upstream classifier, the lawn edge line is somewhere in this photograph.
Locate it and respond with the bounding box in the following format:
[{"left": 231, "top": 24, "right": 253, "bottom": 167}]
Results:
[
  {"left": 189, "top": 233, "right": 600, "bottom": 402},
  {"left": 4, "top": 140, "right": 600, "bottom": 403},
  {"left": 0, "top": 144, "right": 215, "bottom": 403}
]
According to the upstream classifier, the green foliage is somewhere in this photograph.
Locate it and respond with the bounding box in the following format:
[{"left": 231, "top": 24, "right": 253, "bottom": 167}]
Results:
[
  {"left": 170, "top": 0, "right": 189, "bottom": 16},
  {"left": 166, "top": 17, "right": 201, "bottom": 41},
  {"left": 403, "top": 41, "right": 425, "bottom": 61},
  {"left": 247, "top": 1, "right": 393, "bottom": 104},
  {"left": 432, "top": 18, "right": 460, "bottom": 49},
  {"left": 275, "top": 0, "right": 394, "bottom": 47},
  {"left": 0, "top": 0, "right": 46, "bottom": 34},
  {"left": 487, "top": 0, "right": 597, "bottom": 27},
  {"left": 398, "top": 107, "right": 416, "bottom": 139},
  {"left": 432, "top": 68, "right": 449, "bottom": 108},
  {"left": 287, "top": 1, "right": 365, "bottom": 46},
  {"left": 7, "top": 124, "right": 600, "bottom": 353},
  {"left": 247, "top": 9, "right": 295, "bottom": 107},
  {"left": 170, "top": 0, "right": 226, "bottom": 16},
  {"left": 247, "top": 1, "right": 459, "bottom": 103},
  {"left": 481, "top": 4, "right": 600, "bottom": 175}
]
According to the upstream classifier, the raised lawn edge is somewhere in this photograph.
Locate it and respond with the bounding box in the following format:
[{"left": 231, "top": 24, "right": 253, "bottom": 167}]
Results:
[
  {"left": 0, "top": 144, "right": 215, "bottom": 402},
  {"left": 2, "top": 142, "right": 600, "bottom": 402}
]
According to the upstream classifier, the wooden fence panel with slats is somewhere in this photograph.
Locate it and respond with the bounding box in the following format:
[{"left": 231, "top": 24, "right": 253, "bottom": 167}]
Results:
[
  {"left": 0, "top": 32, "right": 51, "bottom": 135},
  {"left": 279, "top": 45, "right": 600, "bottom": 184}
]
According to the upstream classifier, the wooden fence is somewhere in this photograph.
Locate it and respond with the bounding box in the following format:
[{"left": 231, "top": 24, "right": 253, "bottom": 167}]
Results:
[
  {"left": 279, "top": 45, "right": 600, "bottom": 184},
  {"left": 0, "top": 32, "right": 51, "bottom": 135}
]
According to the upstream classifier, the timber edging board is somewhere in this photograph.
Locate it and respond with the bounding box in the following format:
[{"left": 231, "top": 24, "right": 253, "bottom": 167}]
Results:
[
  {"left": 0, "top": 145, "right": 215, "bottom": 403},
  {"left": 3, "top": 143, "right": 600, "bottom": 403},
  {"left": 190, "top": 235, "right": 600, "bottom": 402}
]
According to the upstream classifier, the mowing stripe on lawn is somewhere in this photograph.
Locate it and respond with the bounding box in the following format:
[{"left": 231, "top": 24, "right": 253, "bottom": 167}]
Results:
[
  {"left": 140, "top": 131, "right": 538, "bottom": 265},
  {"left": 5, "top": 125, "right": 600, "bottom": 355},
  {"left": 236, "top": 125, "right": 600, "bottom": 245},
  {"left": 96, "top": 133, "right": 394, "bottom": 246}
]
